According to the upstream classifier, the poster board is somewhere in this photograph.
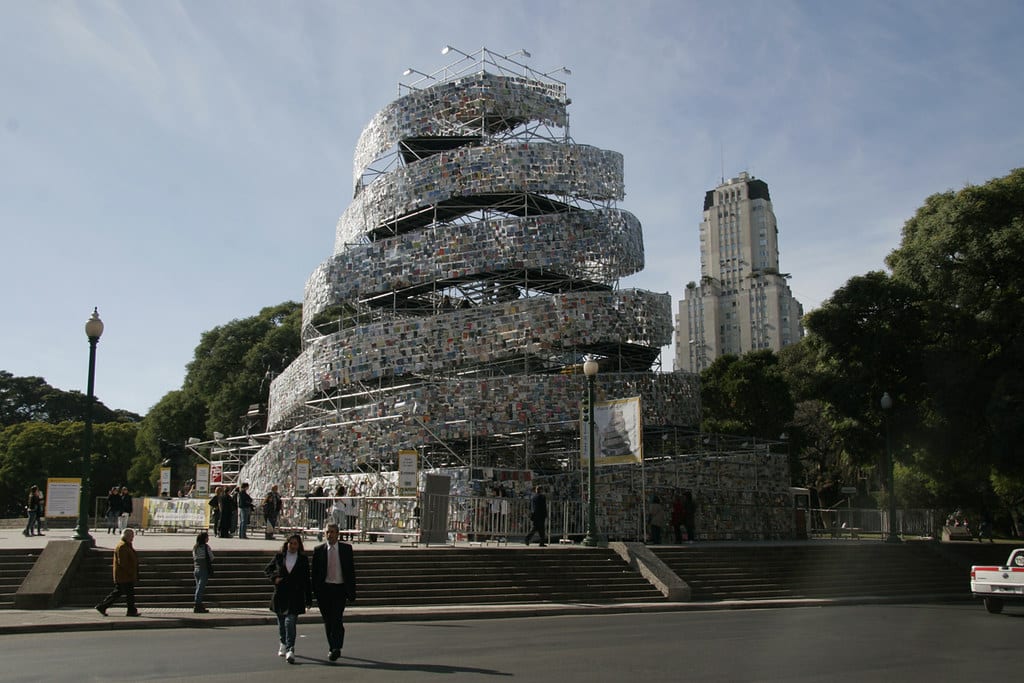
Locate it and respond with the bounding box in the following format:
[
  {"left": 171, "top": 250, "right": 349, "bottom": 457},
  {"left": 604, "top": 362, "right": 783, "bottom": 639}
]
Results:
[
  {"left": 45, "top": 477, "right": 81, "bottom": 518},
  {"left": 398, "top": 449, "right": 418, "bottom": 496},
  {"left": 195, "top": 464, "right": 210, "bottom": 496},
  {"left": 296, "top": 458, "right": 310, "bottom": 495}
]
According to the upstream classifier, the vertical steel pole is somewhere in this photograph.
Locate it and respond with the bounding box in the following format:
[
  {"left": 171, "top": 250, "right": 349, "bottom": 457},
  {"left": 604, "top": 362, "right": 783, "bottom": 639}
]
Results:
[
  {"left": 74, "top": 335, "right": 99, "bottom": 543},
  {"left": 582, "top": 373, "right": 600, "bottom": 546}
]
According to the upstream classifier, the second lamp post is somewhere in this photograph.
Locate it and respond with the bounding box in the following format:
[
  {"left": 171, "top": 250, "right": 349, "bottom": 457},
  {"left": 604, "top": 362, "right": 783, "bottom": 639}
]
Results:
[
  {"left": 880, "top": 392, "right": 900, "bottom": 543},
  {"left": 74, "top": 308, "right": 104, "bottom": 544},
  {"left": 581, "top": 359, "right": 602, "bottom": 547}
]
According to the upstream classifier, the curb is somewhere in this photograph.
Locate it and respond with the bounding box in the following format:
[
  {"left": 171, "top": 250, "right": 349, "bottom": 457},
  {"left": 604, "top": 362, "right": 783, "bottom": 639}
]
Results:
[{"left": 0, "top": 593, "right": 974, "bottom": 636}]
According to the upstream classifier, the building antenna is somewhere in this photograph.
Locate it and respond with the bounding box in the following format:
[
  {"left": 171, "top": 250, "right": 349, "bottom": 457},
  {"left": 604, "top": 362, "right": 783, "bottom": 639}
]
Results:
[{"left": 720, "top": 141, "right": 725, "bottom": 184}]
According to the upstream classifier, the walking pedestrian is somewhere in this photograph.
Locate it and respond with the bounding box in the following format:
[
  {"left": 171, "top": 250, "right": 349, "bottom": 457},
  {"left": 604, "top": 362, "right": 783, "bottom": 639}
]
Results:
[
  {"left": 524, "top": 487, "right": 548, "bottom": 546},
  {"left": 312, "top": 522, "right": 357, "bottom": 662},
  {"left": 95, "top": 528, "right": 141, "bottom": 617},
  {"left": 236, "top": 482, "right": 254, "bottom": 539},
  {"left": 23, "top": 485, "right": 42, "bottom": 537},
  {"left": 117, "top": 486, "right": 133, "bottom": 533},
  {"left": 105, "top": 486, "right": 121, "bottom": 534},
  {"left": 264, "top": 534, "right": 312, "bottom": 664},
  {"left": 263, "top": 485, "right": 283, "bottom": 540},
  {"left": 192, "top": 531, "right": 213, "bottom": 613}
]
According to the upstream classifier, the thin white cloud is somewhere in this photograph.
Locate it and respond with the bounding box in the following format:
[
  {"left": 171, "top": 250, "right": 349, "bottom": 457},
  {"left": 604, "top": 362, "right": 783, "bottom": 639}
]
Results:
[{"left": 1, "top": 0, "right": 1021, "bottom": 411}]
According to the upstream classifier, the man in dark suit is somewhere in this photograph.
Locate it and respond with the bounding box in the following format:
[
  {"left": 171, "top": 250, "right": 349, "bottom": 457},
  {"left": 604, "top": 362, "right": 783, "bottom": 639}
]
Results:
[
  {"left": 524, "top": 487, "right": 548, "bottom": 547},
  {"left": 312, "top": 522, "right": 357, "bottom": 662}
]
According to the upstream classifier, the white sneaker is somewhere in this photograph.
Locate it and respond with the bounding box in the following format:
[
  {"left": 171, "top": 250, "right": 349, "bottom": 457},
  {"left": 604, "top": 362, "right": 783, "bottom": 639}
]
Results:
[
  {"left": 277, "top": 643, "right": 286, "bottom": 657},
  {"left": 285, "top": 650, "right": 295, "bottom": 664}
]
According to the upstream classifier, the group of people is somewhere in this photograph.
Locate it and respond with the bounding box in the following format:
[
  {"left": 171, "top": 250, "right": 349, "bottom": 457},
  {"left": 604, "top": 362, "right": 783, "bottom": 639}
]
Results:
[
  {"left": 23, "top": 484, "right": 45, "bottom": 537},
  {"left": 264, "top": 524, "right": 357, "bottom": 663},
  {"left": 94, "top": 521, "right": 358, "bottom": 666},
  {"left": 648, "top": 490, "right": 697, "bottom": 544},
  {"left": 206, "top": 482, "right": 286, "bottom": 540},
  {"left": 105, "top": 486, "right": 133, "bottom": 534}
]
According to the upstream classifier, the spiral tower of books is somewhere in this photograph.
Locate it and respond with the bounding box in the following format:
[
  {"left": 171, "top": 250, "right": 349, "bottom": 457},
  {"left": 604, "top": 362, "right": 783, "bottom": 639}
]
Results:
[{"left": 246, "top": 49, "right": 699, "bottom": 488}]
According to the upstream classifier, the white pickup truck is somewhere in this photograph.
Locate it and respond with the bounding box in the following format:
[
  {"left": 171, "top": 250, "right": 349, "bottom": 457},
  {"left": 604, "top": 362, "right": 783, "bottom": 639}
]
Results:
[{"left": 971, "top": 548, "right": 1024, "bottom": 613}]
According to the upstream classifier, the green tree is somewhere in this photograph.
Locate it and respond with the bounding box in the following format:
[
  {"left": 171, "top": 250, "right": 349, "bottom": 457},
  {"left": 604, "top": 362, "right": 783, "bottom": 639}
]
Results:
[
  {"left": 700, "top": 350, "right": 794, "bottom": 440},
  {"left": 886, "top": 167, "right": 1024, "bottom": 509},
  {"left": 0, "top": 370, "right": 138, "bottom": 426},
  {"left": 132, "top": 390, "right": 207, "bottom": 494},
  {"left": 183, "top": 302, "right": 301, "bottom": 435}
]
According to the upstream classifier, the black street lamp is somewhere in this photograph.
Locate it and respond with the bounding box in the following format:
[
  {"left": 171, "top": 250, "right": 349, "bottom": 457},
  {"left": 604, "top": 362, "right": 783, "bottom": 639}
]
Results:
[
  {"left": 581, "top": 359, "right": 602, "bottom": 547},
  {"left": 880, "top": 392, "right": 900, "bottom": 543},
  {"left": 74, "top": 308, "right": 104, "bottom": 543}
]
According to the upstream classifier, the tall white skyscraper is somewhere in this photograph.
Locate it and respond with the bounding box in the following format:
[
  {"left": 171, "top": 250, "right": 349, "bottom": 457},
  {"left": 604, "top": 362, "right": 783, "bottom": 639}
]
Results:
[{"left": 675, "top": 172, "right": 804, "bottom": 373}]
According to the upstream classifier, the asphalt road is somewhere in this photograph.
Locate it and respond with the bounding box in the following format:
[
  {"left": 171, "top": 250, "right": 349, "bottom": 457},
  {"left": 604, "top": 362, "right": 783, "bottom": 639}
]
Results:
[{"left": 5, "top": 604, "right": 1021, "bottom": 682}]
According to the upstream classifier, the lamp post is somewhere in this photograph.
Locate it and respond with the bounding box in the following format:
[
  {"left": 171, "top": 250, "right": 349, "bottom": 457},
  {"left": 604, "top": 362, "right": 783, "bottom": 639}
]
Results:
[
  {"left": 880, "top": 392, "right": 900, "bottom": 543},
  {"left": 74, "top": 308, "right": 104, "bottom": 543},
  {"left": 581, "top": 359, "right": 601, "bottom": 547}
]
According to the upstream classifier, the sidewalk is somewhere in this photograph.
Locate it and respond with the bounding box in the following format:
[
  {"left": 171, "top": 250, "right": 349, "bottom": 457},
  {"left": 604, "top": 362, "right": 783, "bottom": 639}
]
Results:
[{"left": 0, "top": 528, "right": 972, "bottom": 635}]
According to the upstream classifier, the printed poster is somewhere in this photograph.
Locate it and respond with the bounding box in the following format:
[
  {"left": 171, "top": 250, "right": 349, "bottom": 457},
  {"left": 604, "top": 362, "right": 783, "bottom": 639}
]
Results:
[
  {"left": 45, "top": 477, "right": 81, "bottom": 518},
  {"left": 195, "top": 464, "right": 210, "bottom": 496},
  {"left": 581, "top": 396, "right": 643, "bottom": 466},
  {"left": 398, "top": 449, "right": 418, "bottom": 496}
]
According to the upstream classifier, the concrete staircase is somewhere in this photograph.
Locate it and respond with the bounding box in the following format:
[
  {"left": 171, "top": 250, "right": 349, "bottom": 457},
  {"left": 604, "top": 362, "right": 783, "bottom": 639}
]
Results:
[
  {"left": 61, "top": 547, "right": 666, "bottom": 609},
  {"left": 652, "top": 541, "right": 1009, "bottom": 601},
  {"left": 0, "top": 549, "right": 42, "bottom": 608}
]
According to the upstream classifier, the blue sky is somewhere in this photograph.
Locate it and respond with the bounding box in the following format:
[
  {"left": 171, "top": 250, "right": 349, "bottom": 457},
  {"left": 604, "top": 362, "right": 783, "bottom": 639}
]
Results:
[{"left": 2, "top": 1, "right": 1021, "bottom": 418}]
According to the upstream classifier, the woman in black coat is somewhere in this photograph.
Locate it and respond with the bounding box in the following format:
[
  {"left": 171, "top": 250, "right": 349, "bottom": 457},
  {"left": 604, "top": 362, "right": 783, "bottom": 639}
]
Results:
[{"left": 264, "top": 533, "right": 312, "bottom": 663}]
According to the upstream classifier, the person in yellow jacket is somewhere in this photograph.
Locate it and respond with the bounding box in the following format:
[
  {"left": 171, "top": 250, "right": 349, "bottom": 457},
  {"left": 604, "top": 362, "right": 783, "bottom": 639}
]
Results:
[{"left": 95, "top": 528, "right": 141, "bottom": 616}]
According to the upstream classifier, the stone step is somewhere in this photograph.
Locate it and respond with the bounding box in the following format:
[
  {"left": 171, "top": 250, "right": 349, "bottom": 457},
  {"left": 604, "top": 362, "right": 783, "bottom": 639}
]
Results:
[{"left": 61, "top": 546, "right": 663, "bottom": 608}]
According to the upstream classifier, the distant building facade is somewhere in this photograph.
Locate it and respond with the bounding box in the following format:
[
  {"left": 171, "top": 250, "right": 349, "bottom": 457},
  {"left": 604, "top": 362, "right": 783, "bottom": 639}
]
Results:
[{"left": 675, "top": 172, "right": 803, "bottom": 372}]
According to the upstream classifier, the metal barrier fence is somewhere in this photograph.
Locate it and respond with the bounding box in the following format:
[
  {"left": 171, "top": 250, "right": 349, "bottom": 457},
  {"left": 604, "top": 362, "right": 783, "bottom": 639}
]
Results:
[
  {"left": 95, "top": 494, "right": 587, "bottom": 544},
  {"left": 810, "top": 507, "right": 940, "bottom": 538},
  {"left": 92, "top": 494, "right": 942, "bottom": 543}
]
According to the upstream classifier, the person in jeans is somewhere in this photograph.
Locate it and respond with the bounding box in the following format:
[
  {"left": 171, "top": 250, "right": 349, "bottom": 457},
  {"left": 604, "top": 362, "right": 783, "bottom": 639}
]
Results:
[
  {"left": 235, "top": 482, "right": 254, "bottom": 539},
  {"left": 264, "top": 534, "right": 312, "bottom": 664},
  {"left": 95, "top": 528, "right": 141, "bottom": 617},
  {"left": 192, "top": 531, "right": 214, "bottom": 613},
  {"left": 263, "top": 485, "right": 283, "bottom": 539},
  {"left": 118, "top": 486, "right": 133, "bottom": 533},
  {"left": 105, "top": 486, "right": 121, "bottom": 534},
  {"left": 23, "top": 485, "right": 42, "bottom": 537}
]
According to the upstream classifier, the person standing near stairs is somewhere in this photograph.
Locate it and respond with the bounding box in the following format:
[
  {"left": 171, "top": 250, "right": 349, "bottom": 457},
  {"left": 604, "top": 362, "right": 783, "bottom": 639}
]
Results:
[
  {"left": 263, "top": 485, "right": 283, "bottom": 540},
  {"left": 117, "top": 486, "right": 133, "bottom": 533},
  {"left": 192, "top": 531, "right": 214, "bottom": 613},
  {"left": 524, "top": 487, "right": 548, "bottom": 546},
  {"left": 23, "top": 485, "right": 42, "bottom": 537},
  {"left": 95, "top": 528, "right": 141, "bottom": 617}
]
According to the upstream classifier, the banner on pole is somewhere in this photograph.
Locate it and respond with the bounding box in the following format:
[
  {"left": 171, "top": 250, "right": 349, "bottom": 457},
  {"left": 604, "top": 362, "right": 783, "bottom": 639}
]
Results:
[
  {"left": 296, "top": 458, "right": 310, "bottom": 495},
  {"left": 581, "top": 396, "right": 643, "bottom": 466},
  {"left": 195, "top": 464, "right": 210, "bottom": 496},
  {"left": 159, "top": 467, "right": 171, "bottom": 496},
  {"left": 398, "top": 449, "right": 418, "bottom": 496},
  {"left": 210, "top": 461, "right": 223, "bottom": 485}
]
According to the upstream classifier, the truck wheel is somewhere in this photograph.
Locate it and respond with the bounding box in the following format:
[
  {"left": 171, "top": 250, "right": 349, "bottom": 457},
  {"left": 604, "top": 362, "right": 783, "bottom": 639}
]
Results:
[{"left": 984, "top": 597, "right": 1004, "bottom": 614}]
